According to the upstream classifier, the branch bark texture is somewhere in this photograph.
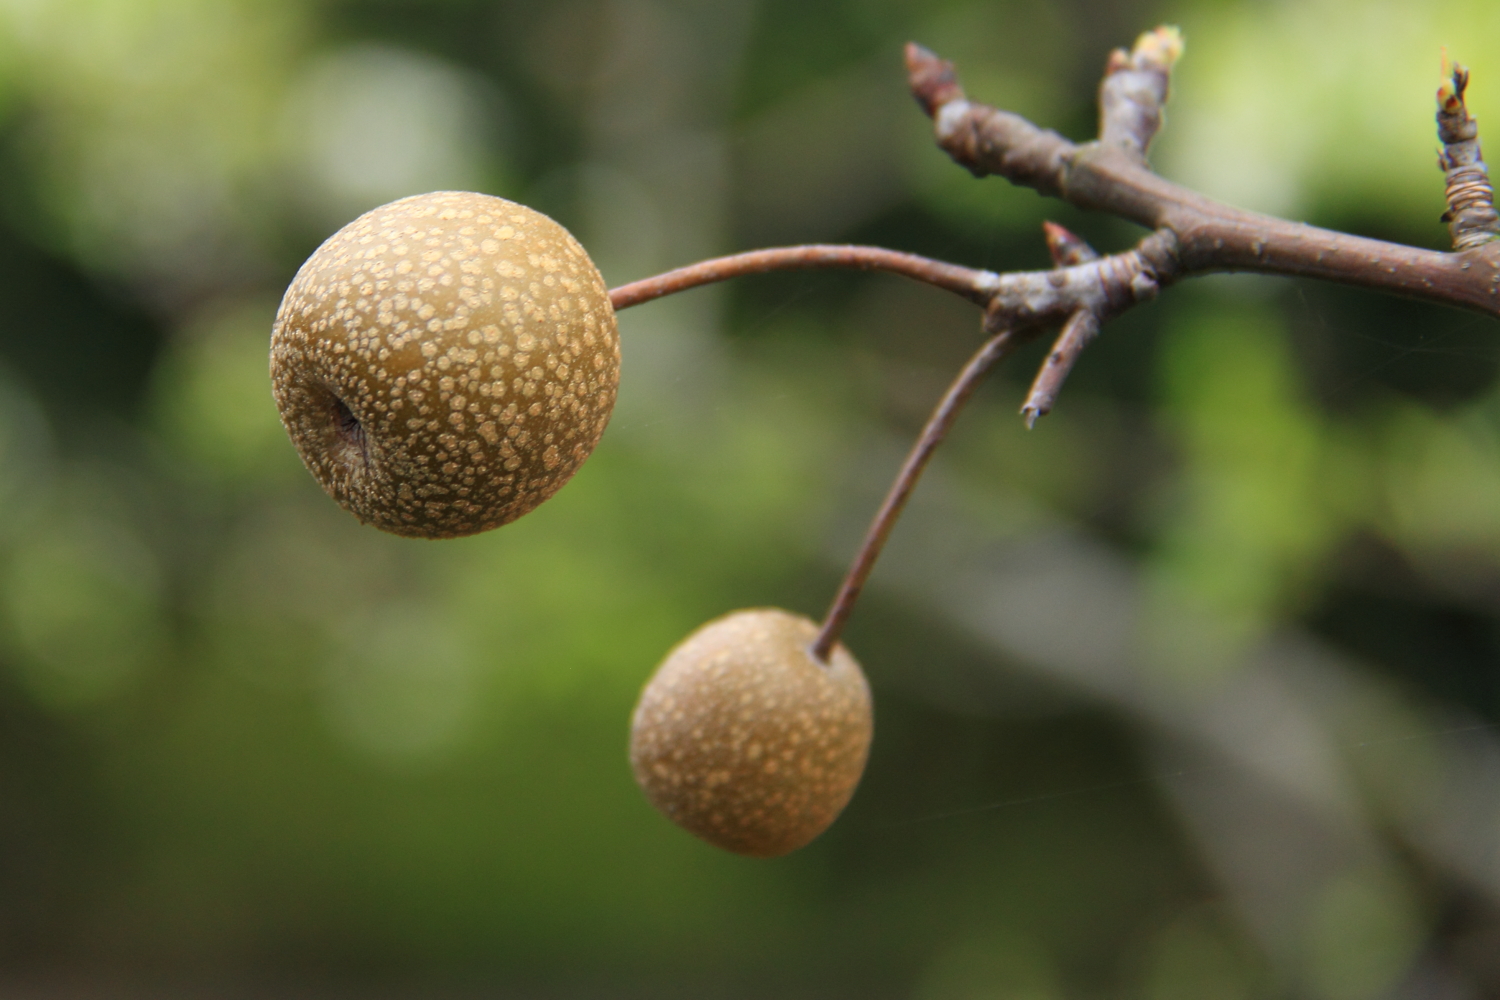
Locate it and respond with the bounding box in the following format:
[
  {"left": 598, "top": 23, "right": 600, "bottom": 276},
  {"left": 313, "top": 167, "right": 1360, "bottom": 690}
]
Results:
[
  {"left": 907, "top": 34, "right": 1500, "bottom": 318},
  {"left": 608, "top": 26, "right": 1500, "bottom": 428}
]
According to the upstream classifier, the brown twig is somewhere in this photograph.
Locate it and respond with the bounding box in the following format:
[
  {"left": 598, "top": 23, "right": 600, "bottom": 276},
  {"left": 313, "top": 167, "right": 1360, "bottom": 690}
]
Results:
[
  {"left": 811, "top": 330, "right": 1016, "bottom": 663},
  {"left": 1016, "top": 224, "right": 1106, "bottom": 427},
  {"left": 1097, "top": 25, "right": 1182, "bottom": 160},
  {"left": 908, "top": 37, "right": 1500, "bottom": 318},
  {"left": 608, "top": 245, "right": 1000, "bottom": 311},
  {"left": 1022, "top": 309, "right": 1101, "bottom": 427}
]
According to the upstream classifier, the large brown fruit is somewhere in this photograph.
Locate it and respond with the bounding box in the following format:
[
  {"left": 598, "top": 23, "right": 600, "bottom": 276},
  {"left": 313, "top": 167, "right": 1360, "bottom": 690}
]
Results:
[
  {"left": 630, "top": 608, "right": 874, "bottom": 858},
  {"left": 271, "top": 191, "right": 619, "bottom": 539}
]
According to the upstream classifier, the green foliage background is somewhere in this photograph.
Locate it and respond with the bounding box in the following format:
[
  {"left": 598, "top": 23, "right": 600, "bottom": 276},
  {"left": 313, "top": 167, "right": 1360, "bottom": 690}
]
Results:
[{"left": 0, "top": 0, "right": 1498, "bottom": 996}]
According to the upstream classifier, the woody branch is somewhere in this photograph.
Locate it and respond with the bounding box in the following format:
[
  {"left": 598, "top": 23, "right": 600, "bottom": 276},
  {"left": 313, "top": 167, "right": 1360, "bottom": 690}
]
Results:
[
  {"left": 908, "top": 27, "right": 1500, "bottom": 322},
  {"left": 603, "top": 26, "right": 1500, "bottom": 661},
  {"left": 614, "top": 27, "right": 1500, "bottom": 429}
]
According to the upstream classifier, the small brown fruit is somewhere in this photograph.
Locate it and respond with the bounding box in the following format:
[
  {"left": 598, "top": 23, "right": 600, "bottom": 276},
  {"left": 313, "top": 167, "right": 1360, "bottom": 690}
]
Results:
[
  {"left": 271, "top": 191, "right": 619, "bottom": 539},
  {"left": 630, "top": 608, "right": 873, "bottom": 858}
]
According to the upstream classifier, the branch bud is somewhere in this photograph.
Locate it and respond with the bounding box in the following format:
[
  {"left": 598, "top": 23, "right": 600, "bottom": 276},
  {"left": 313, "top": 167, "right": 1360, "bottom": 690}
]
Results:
[{"left": 1435, "top": 58, "right": 1499, "bottom": 250}]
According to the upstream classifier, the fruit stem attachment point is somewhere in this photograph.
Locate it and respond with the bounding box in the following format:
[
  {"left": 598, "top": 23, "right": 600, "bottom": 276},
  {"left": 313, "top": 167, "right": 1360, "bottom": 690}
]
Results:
[
  {"left": 609, "top": 245, "right": 1001, "bottom": 310},
  {"left": 811, "top": 329, "right": 1017, "bottom": 663}
]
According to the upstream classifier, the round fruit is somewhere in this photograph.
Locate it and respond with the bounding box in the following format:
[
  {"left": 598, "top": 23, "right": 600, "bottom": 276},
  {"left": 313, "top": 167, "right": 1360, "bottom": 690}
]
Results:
[
  {"left": 271, "top": 191, "right": 619, "bottom": 539},
  {"left": 630, "top": 608, "right": 873, "bottom": 858}
]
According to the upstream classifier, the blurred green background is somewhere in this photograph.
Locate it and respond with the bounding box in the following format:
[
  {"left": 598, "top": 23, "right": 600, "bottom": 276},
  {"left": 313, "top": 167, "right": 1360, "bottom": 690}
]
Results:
[{"left": 1, "top": 0, "right": 1500, "bottom": 996}]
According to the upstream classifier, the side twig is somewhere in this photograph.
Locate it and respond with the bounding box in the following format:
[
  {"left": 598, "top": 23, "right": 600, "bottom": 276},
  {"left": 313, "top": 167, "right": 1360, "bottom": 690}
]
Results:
[
  {"left": 1097, "top": 25, "right": 1182, "bottom": 160},
  {"left": 1022, "top": 309, "right": 1100, "bottom": 427},
  {"left": 1438, "top": 57, "right": 1500, "bottom": 250},
  {"left": 1021, "top": 222, "right": 1103, "bottom": 425}
]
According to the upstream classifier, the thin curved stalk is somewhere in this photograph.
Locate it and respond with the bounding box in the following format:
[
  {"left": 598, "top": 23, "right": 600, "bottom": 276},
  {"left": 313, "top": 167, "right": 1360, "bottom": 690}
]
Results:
[
  {"left": 609, "top": 245, "right": 1000, "bottom": 310},
  {"left": 812, "top": 330, "right": 1017, "bottom": 663}
]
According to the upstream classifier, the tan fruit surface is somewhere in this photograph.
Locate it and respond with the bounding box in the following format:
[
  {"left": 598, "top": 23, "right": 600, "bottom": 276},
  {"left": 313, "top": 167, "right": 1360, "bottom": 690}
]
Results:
[
  {"left": 630, "top": 608, "right": 874, "bottom": 858},
  {"left": 272, "top": 191, "right": 619, "bottom": 539}
]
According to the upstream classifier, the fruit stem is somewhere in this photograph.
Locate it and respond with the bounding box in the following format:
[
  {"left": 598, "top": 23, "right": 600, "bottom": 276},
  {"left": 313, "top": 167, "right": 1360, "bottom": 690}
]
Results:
[
  {"left": 609, "top": 245, "right": 1000, "bottom": 309},
  {"left": 811, "top": 330, "right": 1016, "bottom": 663}
]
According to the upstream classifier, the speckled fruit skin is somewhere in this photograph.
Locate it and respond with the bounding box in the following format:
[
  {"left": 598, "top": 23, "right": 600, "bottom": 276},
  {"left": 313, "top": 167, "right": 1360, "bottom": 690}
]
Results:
[
  {"left": 630, "top": 608, "right": 874, "bottom": 858},
  {"left": 271, "top": 191, "right": 619, "bottom": 539}
]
